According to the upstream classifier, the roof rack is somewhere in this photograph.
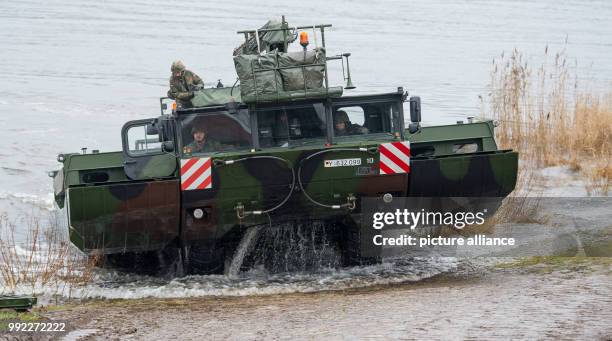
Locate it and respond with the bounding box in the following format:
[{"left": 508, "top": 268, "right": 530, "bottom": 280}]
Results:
[
  {"left": 236, "top": 16, "right": 331, "bottom": 54},
  {"left": 232, "top": 16, "right": 354, "bottom": 104}
]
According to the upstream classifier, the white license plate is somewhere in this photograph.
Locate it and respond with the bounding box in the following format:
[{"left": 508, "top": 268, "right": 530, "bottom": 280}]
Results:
[{"left": 324, "top": 158, "right": 362, "bottom": 167}]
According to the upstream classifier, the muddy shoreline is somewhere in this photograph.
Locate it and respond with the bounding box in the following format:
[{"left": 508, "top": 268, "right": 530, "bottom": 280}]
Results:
[{"left": 2, "top": 259, "right": 609, "bottom": 340}]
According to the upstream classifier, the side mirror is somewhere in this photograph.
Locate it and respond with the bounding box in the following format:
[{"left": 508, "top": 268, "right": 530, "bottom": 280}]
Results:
[
  {"left": 409, "top": 96, "right": 421, "bottom": 123},
  {"left": 146, "top": 121, "right": 159, "bottom": 135},
  {"left": 162, "top": 141, "right": 175, "bottom": 152}
]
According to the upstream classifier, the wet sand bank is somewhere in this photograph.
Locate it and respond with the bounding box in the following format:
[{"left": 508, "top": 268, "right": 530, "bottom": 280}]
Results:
[{"left": 27, "top": 260, "right": 610, "bottom": 340}]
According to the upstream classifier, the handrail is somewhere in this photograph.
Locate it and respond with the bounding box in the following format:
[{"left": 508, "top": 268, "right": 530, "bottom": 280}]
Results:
[
  {"left": 250, "top": 62, "right": 326, "bottom": 72},
  {"left": 237, "top": 24, "right": 332, "bottom": 34}
]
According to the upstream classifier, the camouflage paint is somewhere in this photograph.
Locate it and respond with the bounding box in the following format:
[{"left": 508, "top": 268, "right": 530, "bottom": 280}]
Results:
[
  {"left": 67, "top": 179, "right": 180, "bottom": 253},
  {"left": 51, "top": 94, "right": 518, "bottom": 269}
]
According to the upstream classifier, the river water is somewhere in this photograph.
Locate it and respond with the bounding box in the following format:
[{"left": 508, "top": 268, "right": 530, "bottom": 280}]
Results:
[{"left": 0, "top": 0, "right": 611, "bottom": 309}]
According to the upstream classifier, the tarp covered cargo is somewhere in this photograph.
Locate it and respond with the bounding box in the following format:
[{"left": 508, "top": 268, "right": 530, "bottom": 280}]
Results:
[
  {"left": 234, "top": 48, "right": 335, "bottom": 103},
  {"left": 191, "top": 87, "right": 242, "bottom": 107},
  {"left": 233, "top": 53, "right": 284, "bottom": 103},
  {"left": 233, "top": 19, "right": 297, "bottom": 56},
  {"left": 278, "top": 48, "right": 325, "bottom": 91}
]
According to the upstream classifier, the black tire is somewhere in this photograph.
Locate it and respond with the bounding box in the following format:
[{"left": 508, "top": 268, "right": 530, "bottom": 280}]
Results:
[
  {"left": 340, "top": 218, "right": 381, "bottom": 267},
  {"left": 103, "top": 245, "right": 182, "bottom": 276},
  {"left": 183, "top": 242, "right": 224, "bottom": 275}
]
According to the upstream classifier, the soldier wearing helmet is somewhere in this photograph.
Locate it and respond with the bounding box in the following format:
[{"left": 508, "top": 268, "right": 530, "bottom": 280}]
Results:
[
  {"left": 333, "top": 110, "right": 368, "bottom": 136},
  {"left": 184, "top": 125, "right": 222, "bottom": 154},
  {"left": 168, "top": 60, "right": 204, "bottom": 109}
]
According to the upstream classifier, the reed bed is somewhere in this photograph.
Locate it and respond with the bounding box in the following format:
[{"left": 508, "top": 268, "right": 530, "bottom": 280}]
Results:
[{"left": 483, "top": 45, "right": 612, "bottom": 195}]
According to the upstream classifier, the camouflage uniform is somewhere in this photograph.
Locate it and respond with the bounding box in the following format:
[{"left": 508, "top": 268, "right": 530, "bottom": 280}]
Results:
[
  {"left": 168, "top": 60, "right": 204, "bottom": 109},
  {"left": 334, "top": 110, "right": 368, "bottom": 136},
  {"left": 335, "top": 124, "right": 367, "bottom": 136},
  {"left": 185, "top": 139, "right": 223, "bottom": 154}
]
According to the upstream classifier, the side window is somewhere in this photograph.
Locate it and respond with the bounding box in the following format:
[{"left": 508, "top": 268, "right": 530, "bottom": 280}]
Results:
[
  {"left": 332, "top": 102, "right": 396, "bottom": 136},
  {"left": 341, "top": 106, "right": 365, "bottom": 125},
  {"left": 257, "top": 104, "right": 326, "bottom": 147},
  {"left": 180, "top": 111, "right": 252, "bottom": 156},
  {"left": 332, "top": 106, "right": 367, "bottom": 136},
  {"left": 126, "top": 124, "right": 162, "bottom": 156}
]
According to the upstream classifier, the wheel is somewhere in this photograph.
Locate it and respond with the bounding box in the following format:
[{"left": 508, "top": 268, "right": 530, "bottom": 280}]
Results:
[
  {"left": 103, "top": 245, "right": 182, "bottom": 276},
  {"left": 340, "top": 217, "right": 381, "bottom": 267}
]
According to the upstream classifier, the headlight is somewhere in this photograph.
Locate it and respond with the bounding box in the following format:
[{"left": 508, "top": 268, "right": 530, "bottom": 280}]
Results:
[{"left": 193, "top": 208, "right": 204, "bottom": 219}]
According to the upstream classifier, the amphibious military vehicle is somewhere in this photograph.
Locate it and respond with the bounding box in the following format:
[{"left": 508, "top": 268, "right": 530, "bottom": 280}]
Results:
[{"left": 50, "top": 18, "right": 518, "bottom": 274}]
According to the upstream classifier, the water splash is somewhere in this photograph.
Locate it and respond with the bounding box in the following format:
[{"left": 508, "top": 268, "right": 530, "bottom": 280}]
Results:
[
  {"left": 28, "top": 257, "right": 459, "bottom": 300},
  {"left": 245, "top": 220, "right": 341, "bottom": 274},
  {"left": 226, "top": 225, "right": 262, "bottom": 278}
]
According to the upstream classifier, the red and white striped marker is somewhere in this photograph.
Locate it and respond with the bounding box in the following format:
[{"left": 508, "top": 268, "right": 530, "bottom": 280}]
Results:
[
  {"left": 180, "top": 157, "right": 212, "bottom": 191},
  {"left": 379, "top": 141, "right": 411, "bottom": 175}
]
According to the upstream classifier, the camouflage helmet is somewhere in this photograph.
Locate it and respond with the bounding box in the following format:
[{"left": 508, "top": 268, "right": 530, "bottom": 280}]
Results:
[
  {"left": 171, "top": 60, "right": 186, "bottom": 72},
  {"left": 334, "top": 110, "right": 349, "bottom": 124}
]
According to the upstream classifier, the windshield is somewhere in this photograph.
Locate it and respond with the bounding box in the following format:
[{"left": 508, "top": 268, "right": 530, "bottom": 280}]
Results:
[
  {"left": 179, "top": 110, "right": 252, "bottom": 156},
  {"left": 257, "top": 103, "right": 327, "bottom": 147},
  {"left": 332, "top": 101, "right": 398, "bottom": 137}
]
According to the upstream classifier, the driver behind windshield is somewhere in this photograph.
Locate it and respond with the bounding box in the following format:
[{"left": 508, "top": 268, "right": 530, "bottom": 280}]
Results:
[
  {"left": 184, "top": 125, "right": 221, "bottom": 154},
  {"left": 334, "top": 110, "right": 368, "bottom": 136}
]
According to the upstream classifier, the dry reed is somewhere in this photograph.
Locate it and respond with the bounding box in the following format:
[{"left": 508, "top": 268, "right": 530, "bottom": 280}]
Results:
[
  {"left": 0, "top": 213, "right": 96, "bottom": 298},
  {"left": 483, "top": 45, "right": 612, "bottom": 195}
]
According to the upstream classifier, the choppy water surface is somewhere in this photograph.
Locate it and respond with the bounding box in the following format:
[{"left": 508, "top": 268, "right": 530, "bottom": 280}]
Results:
[
  {"left": 62, "top": 257, "right": 459, "bottom": 299},
  {"left": 1, "top": 0, "right": 611, "bottom": 298}
]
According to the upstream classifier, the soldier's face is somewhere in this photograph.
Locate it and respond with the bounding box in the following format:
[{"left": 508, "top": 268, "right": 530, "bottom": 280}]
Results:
[
  {"left": 335, "top": 122, "right": 346, "bottom": 131},
  {"left": 193, "top": 131, "right": 206, "bottom": 143},
  {"left": 174, "top": 70, "right": 183, "bottom": 77}
]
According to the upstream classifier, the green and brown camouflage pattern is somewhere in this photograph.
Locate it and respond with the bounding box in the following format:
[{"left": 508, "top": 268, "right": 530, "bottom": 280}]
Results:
[
  {"left": 50, "top": 20, "right": 518, "bottom": 273},
  {"left": 51, "top": 92, "right": 517, "bottom": 272}
]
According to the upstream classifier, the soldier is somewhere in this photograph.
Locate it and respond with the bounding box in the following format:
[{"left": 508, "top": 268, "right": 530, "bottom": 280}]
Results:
[
  {"left": 334, "top": 110, "right": 368, "bottom": 136},
  {"left": 184, "top": 125, "right": 222, "bottom": 154},
  {"left": 168, "top": 60, "right": 204, "bottom": 109}
]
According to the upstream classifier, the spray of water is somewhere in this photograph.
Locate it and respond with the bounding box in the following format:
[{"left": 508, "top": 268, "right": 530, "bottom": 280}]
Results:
[
  {"left": 245, "top": 220, "right": 342, "bottom": 274},
  {"left": 226, "top": 225, "right": 262, "bottom": 278}
]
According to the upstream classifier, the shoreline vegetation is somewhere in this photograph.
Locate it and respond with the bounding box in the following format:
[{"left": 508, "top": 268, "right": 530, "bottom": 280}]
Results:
[
  {"left": 482, "top": 44, "right": 611, "bottom": 196},
  {"left": 0, "top": 213, "right": 96, "bottom": 300}
]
